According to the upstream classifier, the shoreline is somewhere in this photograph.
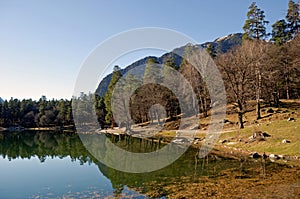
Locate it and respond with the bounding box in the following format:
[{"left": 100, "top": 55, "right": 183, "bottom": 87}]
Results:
[
  {"left": 1, "top": 125, "right": 299, "bottom": 166},
  {"left": 0, "top": 125, "right": 75, "bottom": 132}
]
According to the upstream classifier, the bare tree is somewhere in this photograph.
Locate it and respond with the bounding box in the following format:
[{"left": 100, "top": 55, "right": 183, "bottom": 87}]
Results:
[
  {"left": 251, "top": 40, "right": 271, "bottom": 120},
  {"left": 287, "top": 34, "right": 300, "bottom": 99},
  {"left": 216, "top": 41, "right": 256, "bottom": 128}
]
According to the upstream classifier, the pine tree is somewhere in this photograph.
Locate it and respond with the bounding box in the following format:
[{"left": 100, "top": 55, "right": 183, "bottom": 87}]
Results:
[
  {"left": 271, "top": 19, "right": 290, "bottom": 45},
  {"left": 243, "top": 2, "right": 270, "bottom": 120},
  {"left": 206, "top": 44, "right": 217, "bottom": 58},
  {"left": 112, "top": 73, "right": 141, "bottom": 131},
  {"left": 164, "top": 55, "right": 178, "bottom": 70},
  {"left": 163, "top": 56, "right": 178, "bottom": 80},
  {"left": 243, "top": 2, "right": 269, "bottom": 41},
  {"left": 286, "top": 0, "right": 300, "bottom": 38},
  {"left": 94, "top": 95, "right": 107, "bottom": 128},
  {"left": 143, "top": 57, "right": 164, "bottom": 124},
  {"left": 143, "top": 57, "right": 161, "bottom": 84},
  {"left": 104, "top": 65, "right": 122, "bottom": 128}
]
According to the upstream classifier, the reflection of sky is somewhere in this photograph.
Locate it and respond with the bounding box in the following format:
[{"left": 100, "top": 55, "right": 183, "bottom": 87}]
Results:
[{"left": 0, "top": 156, "right": 113, "bottom": 198}]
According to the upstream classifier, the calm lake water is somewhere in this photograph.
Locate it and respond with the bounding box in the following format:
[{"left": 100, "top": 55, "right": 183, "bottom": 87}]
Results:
[
  {"left": 0, "top": 131, "right": 148, "bottom": 199},
  {"left": 0, "top": 131, "right": 298, "bottom": 198}
]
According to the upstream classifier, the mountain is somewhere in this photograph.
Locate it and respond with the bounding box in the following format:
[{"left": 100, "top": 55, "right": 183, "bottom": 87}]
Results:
[
  {"left": 199, "top": 33, "right": 242, "bottom": 53},
  {"left": 96, "top": 33, "right": 242, "bottom": 96},
  {"left": 0, "top": 97, "right": 3, "bottom": 103}
]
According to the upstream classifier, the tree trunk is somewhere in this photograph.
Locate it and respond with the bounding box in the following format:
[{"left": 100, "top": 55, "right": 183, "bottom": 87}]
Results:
[
  {"left": 238, "top": 112, "right": 244, "bottom": 129},
  {"left": 273, "top": 92, "right": 279, "bottom": 108},
  {"left": 256, "top": 68, "right": 262, "bottom": 120},
  {"left": 237, "top": 100, "right": 244, "bottom": 129},
  {"left": 111, "top": 115, "right": 114, "bottom": 129},
  {"left": 284, "top": 60, "right": 290, "bottom": 100},
  {"left": 203, "top": 97, "right": 208, "bottom": 118},
  {"left": 150, "top": 109, "right": 153, "bottom": 124},
  {"left": 198, "top": 91, "right": 208, "bottom": 118},
  {"left": 256, "top": 100, "right": 261, "bottom": 120},
  {"left": 156, "top": 110, "right": 161, "bottom": 125},
  {"left": 286, "top": 84, "right": 290, "bottom": 100}
]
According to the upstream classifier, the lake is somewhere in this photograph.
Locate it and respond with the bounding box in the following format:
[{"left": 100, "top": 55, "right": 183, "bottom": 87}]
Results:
[
  {"left": 0, "top": 131, "right": 299, "bottom": 198},
  {"left": 0, "top": 131, "right": 147, "bottom": 198}
]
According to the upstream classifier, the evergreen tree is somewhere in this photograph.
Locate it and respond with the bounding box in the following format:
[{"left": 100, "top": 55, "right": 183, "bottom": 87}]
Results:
[
  {"left": 164, "top": 55, "right": 178, "bottom": 70},
  {"left": 243, "top": 2, "right": 270, "bottom": 120},
  {"left": 271, "top": 19, "right": 290, "bottom": 45},
  {"left": 243, "top": 2, "right": 269, "bottom": 41},
  {"left": 104, "top": 66, "right": 122, "bottom": 128},
  {"left": 57, "top": 100, "right": 67, "bottom": 125},
  {"left": 206, "top": 44, "right": 217, "bottom": 58},
  {"left": 143, "top": 57, "right": 164, "bottom": 124},
  {"left": 163, "top": 56, "right": 179, "bottom": 82},
  {"left": 94, "top": 95, "right": 107, "bottom": 128},
  {"left": 143, "top": 57, "right": 161, "bottom": 84},
  {"left": 113, "top": 73, "right": 141, "bottom": 131},
  {"left": 286, "top": 0, "right": 300, "bottom": 38}
]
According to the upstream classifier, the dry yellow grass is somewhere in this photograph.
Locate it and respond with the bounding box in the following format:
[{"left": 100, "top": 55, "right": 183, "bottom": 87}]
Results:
[{"left": 159, "top": 100, "right": 300, "bottom": 156}]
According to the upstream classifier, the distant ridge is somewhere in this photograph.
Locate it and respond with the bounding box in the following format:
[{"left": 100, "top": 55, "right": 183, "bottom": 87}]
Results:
[
  {"left": 199, "top": 33, "right": 242, "bottom": 53},
  {"left": 0, "top": 97, "right": 3, "bottom": 103},
  {"left": 96, "top": 33, "right": 242, "bottom": 96}
]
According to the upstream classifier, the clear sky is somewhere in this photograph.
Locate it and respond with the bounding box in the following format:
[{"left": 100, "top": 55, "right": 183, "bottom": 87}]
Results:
[{"left": 0, "top": 0, "right": 290, "bottom": 100}]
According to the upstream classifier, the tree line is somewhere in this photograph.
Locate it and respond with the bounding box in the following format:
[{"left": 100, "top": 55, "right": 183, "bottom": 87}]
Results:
[{"left": 0, "top": 96, "right": 73, "bottom": 128}]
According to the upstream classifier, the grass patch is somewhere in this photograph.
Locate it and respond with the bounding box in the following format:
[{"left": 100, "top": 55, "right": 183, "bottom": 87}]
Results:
[{"left": 220, "top": 119, "right": 300, "bottom": 156}]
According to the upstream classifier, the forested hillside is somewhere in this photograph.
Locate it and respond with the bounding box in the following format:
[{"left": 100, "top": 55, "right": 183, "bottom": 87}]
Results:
[{"left": 1, "top": 1, "right": 299, "bottom": 130}]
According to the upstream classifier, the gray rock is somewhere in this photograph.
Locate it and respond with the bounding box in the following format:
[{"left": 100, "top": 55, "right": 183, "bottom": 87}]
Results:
[
  {"left": 287, "top": 117, "right": 295, "bottom": 122},
  {"left": 262, "top": 132, "right": 271, "bottom": 137},
  {"left": 221, "top": 139, "right": 229, "bottom": 144},
  {"left": 249, "top": 131, "right": 269, "bottom": 142},
  {"left": 223, "top": 119, "right": 233, "bottom": 124},
  {"left": 189, "top": 124, "right": 199, "bottom": 130},
  {"left": 269, "top": 154, "right": 279, "bottom": 160},
  {"left": 282, "top": 139, "right": 291, "bottom": 144}
]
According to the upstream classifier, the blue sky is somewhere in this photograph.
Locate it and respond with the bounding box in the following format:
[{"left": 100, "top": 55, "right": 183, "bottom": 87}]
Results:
[{"left": 0, "top": 0, "right": 290, "bottom": 100}]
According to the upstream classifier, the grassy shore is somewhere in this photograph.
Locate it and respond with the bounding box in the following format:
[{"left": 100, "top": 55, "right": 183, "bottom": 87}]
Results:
[
  {"left": 139, "top": 100, "right": 300, "bottom": 198},
  {"left": 158, "top": 100, "right": 300, "bottom": 159},
  {"left": 219, "top": 119, "right": 300, "bottom": 156}
]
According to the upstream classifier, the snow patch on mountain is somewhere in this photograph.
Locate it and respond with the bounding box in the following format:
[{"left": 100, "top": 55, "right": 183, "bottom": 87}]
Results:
[{"left": 215, "top": 33, "right": 240, "bottom": 42}]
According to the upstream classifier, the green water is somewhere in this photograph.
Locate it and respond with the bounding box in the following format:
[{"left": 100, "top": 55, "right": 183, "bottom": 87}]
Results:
[
  {"left": 0, "top": 132, "right": 146, "bottom": 198},
  {"left": 0, "top": 131, "right": 292, "bottom": 198}
]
